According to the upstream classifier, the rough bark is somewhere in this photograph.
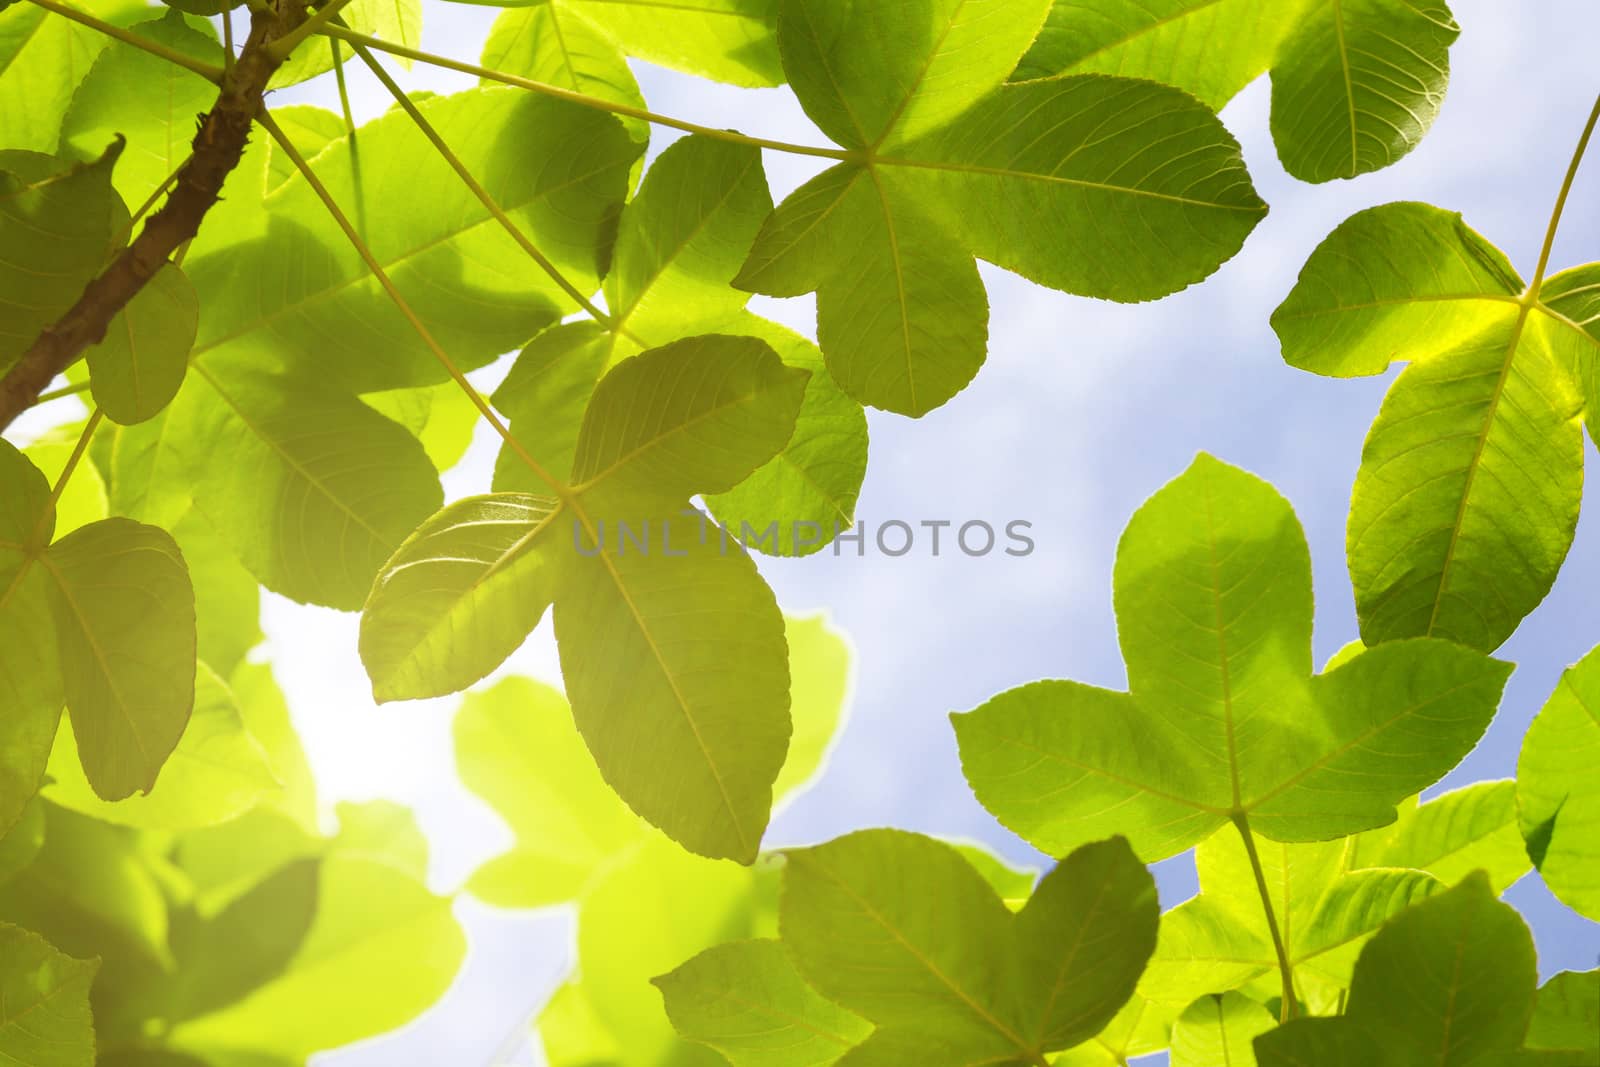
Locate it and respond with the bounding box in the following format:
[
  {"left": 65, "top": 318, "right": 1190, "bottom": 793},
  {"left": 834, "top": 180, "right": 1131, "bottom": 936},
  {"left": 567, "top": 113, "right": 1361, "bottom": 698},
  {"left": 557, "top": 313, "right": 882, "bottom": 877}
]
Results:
[{"left": 0, "top": 1, "right": 310, "bottom": 432}]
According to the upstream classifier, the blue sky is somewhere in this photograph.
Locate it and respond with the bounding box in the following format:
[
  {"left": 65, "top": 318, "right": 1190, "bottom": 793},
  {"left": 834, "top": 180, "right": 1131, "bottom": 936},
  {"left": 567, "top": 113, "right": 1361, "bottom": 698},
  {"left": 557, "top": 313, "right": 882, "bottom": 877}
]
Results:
[{"left": 239, "top": 3, "right": 1600, "bottom": 1062}]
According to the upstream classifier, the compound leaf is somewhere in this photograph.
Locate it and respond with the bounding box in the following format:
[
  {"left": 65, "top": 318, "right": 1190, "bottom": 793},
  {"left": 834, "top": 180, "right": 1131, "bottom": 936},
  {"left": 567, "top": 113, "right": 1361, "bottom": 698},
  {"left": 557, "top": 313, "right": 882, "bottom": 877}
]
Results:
[
  {"left": 1274, "top": 201, "right": 1597, "bottom": 652},
  {"left": 955, "top": 455, "right": 1510, "bottom": 863}
]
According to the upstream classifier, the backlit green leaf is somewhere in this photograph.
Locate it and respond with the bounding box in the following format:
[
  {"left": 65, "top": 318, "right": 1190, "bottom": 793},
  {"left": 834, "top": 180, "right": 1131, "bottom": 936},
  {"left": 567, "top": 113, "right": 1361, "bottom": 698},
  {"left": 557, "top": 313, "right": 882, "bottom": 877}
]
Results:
[
  {"left": 1527, "top": 970, "right": 1600, "bottom": 1057},
  {"left": 957, "top": 455, "right": 1509, "bottom": 863},
  {"left": 186, "top": 89, "right": 640, "bottom": 392},
  {"left": 58, "top": 11, "right": 222, "bottom": 205},
  {"left": 1253, "top": 874, "right": 1536, "bottom": 1067},
  {"left": 1014, "top": 0, "right": 1306, "bottom": 109},
  {"left": 740, "top": 59, "right": 1266, "bottom": 414},
  {"left": 1270, "top": 0, "right": 1459, "bottom": 183},
  {"left": 0, "top": 441, "right": 61, "bottom": 835},
  {"left": 86, "top": 263, "right": 198, "bottom": 425},
  {"left": 780, "top": 833, "right": 1157, "bottom": 1063},
  {"left": 1171, "top": 992, "right": 1275, "bottom": 1067},
  {"left": 0, "top": 0, "right": 147, "bottom": 151},
  {"left": 170, "top": 856, "right": 464, "bottom": 1061},
  {"left": 1518, "top": 644, "right": 1600, "bottom": 921},
  {"left": 44, "top": 516, "right": 196, "bottom": 800},
  {"left": 169, "top": 357, "right": 444, "bottom": 610},
  {"left": 480, "top": 5, "right": 648, "bottom": 141},
  {"left": 0, "top": 146, "right": 124, "bottom": 372},
  {"left": 1274, "top": 202, "right": 1596, "bottom": 652}
]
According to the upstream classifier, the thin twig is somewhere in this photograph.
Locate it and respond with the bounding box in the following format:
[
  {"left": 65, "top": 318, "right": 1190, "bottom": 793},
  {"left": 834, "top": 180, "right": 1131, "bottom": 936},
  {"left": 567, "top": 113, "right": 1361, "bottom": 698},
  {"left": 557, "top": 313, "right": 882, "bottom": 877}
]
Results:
[
  {"left": 254, "top": 108, "right": 570, "bottom": 495},
  {"left": 317, "top": 24, "right": 856, "bottom": 163}
]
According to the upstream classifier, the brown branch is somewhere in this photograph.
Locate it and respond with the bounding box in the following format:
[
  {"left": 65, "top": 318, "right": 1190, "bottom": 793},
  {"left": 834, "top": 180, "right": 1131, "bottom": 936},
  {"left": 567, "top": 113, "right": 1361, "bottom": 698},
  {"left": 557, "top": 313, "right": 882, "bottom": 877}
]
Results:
[{"left": 0, "top": 0, "right": 311, "bottom": 433}]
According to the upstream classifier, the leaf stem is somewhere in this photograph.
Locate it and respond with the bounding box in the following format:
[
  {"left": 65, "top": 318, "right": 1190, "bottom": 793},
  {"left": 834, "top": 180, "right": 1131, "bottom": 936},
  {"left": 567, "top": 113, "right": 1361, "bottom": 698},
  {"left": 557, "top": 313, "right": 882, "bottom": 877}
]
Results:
[
  {"left": 343, "top": 36, "right": 640, "bottom": 341},
  {"left": 330, "top": 37, "right": 368, "bottom": 236},
  {"left": 114, "top": 153, "right": 193, "bottom": 247},
  {"left": 254, "top": 107, "right": 571, "bottom": 496},
  {"left": 32, "top": 381, "right": 91, "bottom": 407},
  {"left": 314, "top": 24, "right": 857, "bottom": 163},
  {"left": 1530, "top": 90, "right": 1600, "bottom": 297},
  {"left": 1230, "top": 812, "right": 1298, "bottom": 1022},
  {"left": 25, "top": 0, "right": 226, "bottom": 83},
  {"left": 266, "top": 0, "right": 356, "bottom": 60},
  {"left": 48, "top": 409, "right": 104, "bottom": 510}
]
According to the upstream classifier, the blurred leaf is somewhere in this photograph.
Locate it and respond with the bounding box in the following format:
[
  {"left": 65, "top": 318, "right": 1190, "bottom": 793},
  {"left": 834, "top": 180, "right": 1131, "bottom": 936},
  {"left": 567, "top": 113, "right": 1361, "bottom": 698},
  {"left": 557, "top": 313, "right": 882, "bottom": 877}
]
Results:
[
  {"left": 1171, "top": 992, "right": 1275, "bottom": 1067},
  {"left": 0, "top": 922, "right": 98, "bottom": 1066},
  {"left": 45, "top": 663, "right": 275, "bottom": 830}
]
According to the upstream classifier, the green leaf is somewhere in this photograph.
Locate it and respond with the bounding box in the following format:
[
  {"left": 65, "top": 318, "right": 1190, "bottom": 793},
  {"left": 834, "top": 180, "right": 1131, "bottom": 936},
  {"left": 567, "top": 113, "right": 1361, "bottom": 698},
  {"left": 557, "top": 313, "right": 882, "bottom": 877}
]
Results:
[
  {"left": 491, "top": 322, "right": 613, "bottom": 496},
  {"left": 168, "top": 357, "right": 444, "bottom": 610},
  {"left": 187, "top": 89, "right": 640, "bottom": 392},
  {"left": 58, "top": 12, "right": 222, "bottom": 205},
  {"left": 360, "top": 495, "right": 561, "bottom": 701},
  {"left": 1518, "top": 644, "right": 1600, "bottom": 921},
  {"left": 0, "top": 441, "right": 62, "bottom": 835},
  {"left": 605, "top": 136, "right": 773, "bottom": 351},
  {"left": 1254, "top": 874, "right": 1536, "bottom": 1067},
  {"left": 740, "top": 71, "right": 1266, "bottom": 414},
  {"left": 780, "top": 0, "right": 1052, "bottom": 149},
  {"left": 270, "top": 0, "right": 421, "bottom": 87},
  {"left": 570, "top": 333, "right": 809, "bottom": 506},
  {"left": 0, "top": 0, "right": 147, "bottom": 151},
  {"left": 1527, "top": 970, "right": 1600, "bottom": 1057},
  {"left": 261, "top": 106, "right": 348, "bottom": 198},
  {"left": 86, "top": 263, "right": 198, "bottom": 425},
  {"left": 172, "top": 509, "right": 262, "bottom": 678},
  {"left": 1274, "top": 202, "right": 1594, "bottom": 652},
  {"left": 44, "top": 517, "right": 196, "bottom": 800},
  {"left": 488, "top": 0, "right": 784, "bottom": 88},
  {"left": 1171, "top": 992, "right": 1275, "bottom": 1067},
  {"left": 655, "top": 939, "right": 872, "bottom": 1066},
  {"left": 703, "top": 313, "right": 869, "bottom": 558},
  {"left": 481, "top": 5, "right": 648, "bottom": 141},
  {"left": 103, "top": 410, "right": 191, "bottom": 528},
  {"left": 460, "top": 613, "right": 851, "bottom": 908},
  {"left": 25, "top": 421, "right": 108, "bottom": 536},
  {"left": 1270, "top": 0, "right": 1458, "bottom": 182},
  {"left": 955, "top": 455, "right": 1511, "bottom": 863},
  {"left": 1140, "top": 826, "right": 1441, "bottom": 1007},
  {"left": 1051, "top": 996, "right": 1176, "bottom": 1067},
  {"left": 455, "top": 676, "right": 640, "bottom": 908},
  {"left": 0, "top": 146, "right": 124, "bottom": 373},
  {"left": 1013, "top": 0, "right": 1307, "bottom": 109},
  {"left": 1359, "top": 779, "right": 1530, "bottom": 893},
  {"left": 44, "top": 663, "right": 276, "bottom": 830},
  {"left": 0, "top": 922, "right": 98, "bottom": 1067},
  {"left": 0, "top": 802, "right": 171, "bottom": 975},
  {"left": 550, "top": 834, "right": 780, "bottom": 1066},
  {"left": 556, "top": 510, "right": 791, "bottom": 863},
  {"left": 781, "top": 832, "right": 1158, "bottom": 1062},
  {"left": 0, "top": 799, "right": 44, "bottom": 884},
  {"left": 170, "top": 856, "right": 464, "bottom": 1061}
]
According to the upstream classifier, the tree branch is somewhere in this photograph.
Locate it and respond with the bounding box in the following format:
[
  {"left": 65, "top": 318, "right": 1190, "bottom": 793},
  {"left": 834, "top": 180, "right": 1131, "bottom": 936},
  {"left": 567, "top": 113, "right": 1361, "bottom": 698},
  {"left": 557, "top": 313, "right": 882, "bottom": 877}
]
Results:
[{"left": 0, "top": 0, "right": 311, "bottom": 434}]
